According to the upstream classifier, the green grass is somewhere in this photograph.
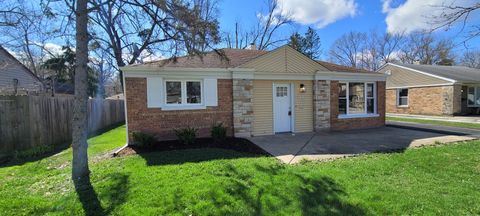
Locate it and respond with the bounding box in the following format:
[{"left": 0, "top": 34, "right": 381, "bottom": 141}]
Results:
[
  {"left": 1, "top": 125, "right": 480, "bottom": 215},
  {"left": 387, "top": 116, "right": 480, "bottom": 130}
]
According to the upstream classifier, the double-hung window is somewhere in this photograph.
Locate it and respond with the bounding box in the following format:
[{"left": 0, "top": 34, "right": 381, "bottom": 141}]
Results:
[
  {"left": 338, "top": 82, "right": 377, "bottom": 118},
  {"left": 165, "top": 80, "right": 202, "bottom": 106},
  {"left": 397, "top": 88, "right": 408, "bottom": 107},
  {"left": 467, "top": 86, "right": 480, "bottom": 107}
]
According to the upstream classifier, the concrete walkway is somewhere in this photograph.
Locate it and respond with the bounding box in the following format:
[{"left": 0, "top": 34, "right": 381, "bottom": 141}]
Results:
[
  {"left": 248, "top": 127, "right": 478, "bottom": 164},
  {"left": 387, "top": 113, "right": 480, "bottom": 123}
]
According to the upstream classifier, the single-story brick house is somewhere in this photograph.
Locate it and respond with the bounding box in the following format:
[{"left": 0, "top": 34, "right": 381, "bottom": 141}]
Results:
[
  {"left": 122, "top": 45, "right": 387, "bottom": 142},
  {"left": 378, "top": 63, "right": 480, "bottom": 116}
]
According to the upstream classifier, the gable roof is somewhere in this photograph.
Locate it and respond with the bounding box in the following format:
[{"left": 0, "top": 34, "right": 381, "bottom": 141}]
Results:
[
  {"left": 392, "top": 63, "right": 480, "bottom": 83},
  {"left": 124, "top": 45, "right": 382, "bottom": 78},
  {"left": 238, "top": 45, "right": 328, "bottom": 73},
  {"left": 0, "top": 46, "right": 44, "bottom": 93},
  {"left": 0, "top": 46, "right": 41, "bottom": 82},
  {"left": 131, "top": 48, "right": 268, "bottom": 68}
]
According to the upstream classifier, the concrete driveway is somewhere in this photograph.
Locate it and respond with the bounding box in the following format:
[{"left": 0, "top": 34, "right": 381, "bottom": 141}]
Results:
[{"left": 247, "top": 126, "right": 478, "bottom": 164}]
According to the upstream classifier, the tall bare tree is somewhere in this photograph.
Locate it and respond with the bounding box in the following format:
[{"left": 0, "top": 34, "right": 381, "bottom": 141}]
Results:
[
  {"left": 224, "top": 0, "right": 291, "bottom": 50},
  {"left": 398, "top": 32, "right": 454, "bottom": 65},
  {"left": 359, "top": 31, "right": 404, "bottom": 71},
  {"left": 72, "top": 0, "right": 90, "bottom": 181},
  {"left": 88, "top": 0, "right": 220, "bottom": 88},
  {"left": 0, "top": 0, "right": 58, "bottom": 78},
  {"left": 329, "top": 31, "right": 367, "bottom": 68},
  {"left": 431, "top": 2, "right": 480, "bottom": 44}
]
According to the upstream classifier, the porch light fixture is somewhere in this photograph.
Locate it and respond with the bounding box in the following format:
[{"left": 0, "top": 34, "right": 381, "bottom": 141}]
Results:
[{"left": 299, "top": 84, "right": 306, "bottom": 93}]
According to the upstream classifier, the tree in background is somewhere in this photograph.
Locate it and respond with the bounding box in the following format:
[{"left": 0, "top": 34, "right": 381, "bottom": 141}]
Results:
[
  {"left": 288, "top": 27, "right": 321, "bottom": 59},
  {"left": 42, "top": 46, "right": 98, "bottom": 97},
  {"left": 329, "top": 31, "right": 367, "bottom": 68},
  {"left": 224, "top": 0, "right": 292, "bottom": 50},
  {"left": 431, "top": 2, "right": 480, "bottom": 44},
  {"left": 461, "top": 50, "right": 480, "bottom": 69},
  {"left": 398, "top": 32, "right": 455, "bottom": 65},
  {"left": 0, "top": 0, "right": 57, "bottom": 78},
  {"left": 86, "top": 0, "right": 221, "bottom": 88},
  {"left": 328, "top": 30, "right": 456, "bottom": 71}
]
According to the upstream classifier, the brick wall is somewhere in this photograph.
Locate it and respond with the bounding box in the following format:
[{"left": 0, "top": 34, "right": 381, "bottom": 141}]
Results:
[
  {"left": 125, "top": 78, "right": 233, "bottom": 142},
  {"left": 330, "top": 81, "right": 386, "bottom": 130},
  {"left": 386, "top": 85, "right": 458, "bottom": 115}
]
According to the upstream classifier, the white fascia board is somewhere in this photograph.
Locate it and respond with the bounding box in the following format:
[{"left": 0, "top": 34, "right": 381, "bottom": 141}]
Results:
[
  {"left": 386, "top": 83, "right": 454, "bottom": 89},
  {"left": 388, "top": 63, "right": 457, "bottom": 83},
  {"left": 232, "top": 71, "right": 254, "bottom": 79},
  {"left": 315, "top": 71, "right": 387, "bottom": 82}
]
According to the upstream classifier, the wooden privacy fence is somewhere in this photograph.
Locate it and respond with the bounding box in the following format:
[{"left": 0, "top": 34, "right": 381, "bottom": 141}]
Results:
[{"left": 0, "top": 95, "right": 125, "bottom": 156}]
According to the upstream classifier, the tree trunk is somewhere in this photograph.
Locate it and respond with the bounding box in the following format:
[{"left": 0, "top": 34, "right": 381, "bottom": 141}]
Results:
[{"left": 72, "top": 0, "right": 90, "bottom": 181}]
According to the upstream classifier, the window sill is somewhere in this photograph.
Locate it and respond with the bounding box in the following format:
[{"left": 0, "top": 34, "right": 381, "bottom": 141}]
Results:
[
  {"left": 338, "top": 114, "right": 379, "bottom": 119},
  {"left": 397, "top": 105, "right": 409, "bottom": 108},
  {"left": 161, "top": 105, "right": 206, "bottom": 111}
]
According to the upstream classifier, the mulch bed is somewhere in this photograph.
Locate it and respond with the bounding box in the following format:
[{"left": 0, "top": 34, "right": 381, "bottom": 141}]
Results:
[{"left": 114, "top": 137, "right": 271, "bottom": 157}]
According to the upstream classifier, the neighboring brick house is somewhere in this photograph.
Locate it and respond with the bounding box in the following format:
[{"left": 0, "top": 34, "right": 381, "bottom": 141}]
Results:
[
  {"left": 122, "top": 45, "right": 387, "bottom": 142},
  {"left": 0, "top": 46, "right": 44, "bottom": 95},
  {"left": 378, "top": 63, "right": 480, "bottom": 116}
]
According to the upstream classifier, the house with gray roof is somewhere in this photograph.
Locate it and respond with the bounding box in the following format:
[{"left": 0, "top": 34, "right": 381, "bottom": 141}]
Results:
[
  {"left": 0, "top": 46, "right": 44, "bottom": 95},
  {"left": 378, "top": 63, "right": 480, "bottom": 116}
]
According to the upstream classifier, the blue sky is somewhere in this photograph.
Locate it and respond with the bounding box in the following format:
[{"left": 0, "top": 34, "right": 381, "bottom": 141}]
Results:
[{"left": 217, "top": 0, "right": 480, "bottom": 58}]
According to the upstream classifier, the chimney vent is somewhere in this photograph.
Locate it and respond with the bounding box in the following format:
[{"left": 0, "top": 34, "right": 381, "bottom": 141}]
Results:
[{"left": 247, "top": 43, "right": 257, "bottom": 50}]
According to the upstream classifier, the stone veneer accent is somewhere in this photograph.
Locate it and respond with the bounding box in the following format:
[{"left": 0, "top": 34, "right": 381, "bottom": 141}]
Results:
[
  {"left": 232, "top": 79, "right": 254, "bottom": 137},
  {"left": 314, "top": 80, "right": 331, "bottom": 130}
]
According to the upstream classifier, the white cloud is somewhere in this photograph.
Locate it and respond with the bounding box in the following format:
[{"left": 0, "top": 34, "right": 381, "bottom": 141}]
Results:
[
  {"left": 272, "top": 0, "right": 358, "bottom": 28},
  {"left": 382, "top": 0, "right": 476, "bottom": 34}
]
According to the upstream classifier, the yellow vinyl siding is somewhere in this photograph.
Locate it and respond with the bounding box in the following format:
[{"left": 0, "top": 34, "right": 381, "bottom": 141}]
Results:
[
  {"left": 380, "top": 65, "right": 452, "bottom": 89},
  {"left": 240, "top": 46, "right": 328, "bottom": 73},
  {"left": 293, "top": 81, "right": 314, "bottom": 132},
  {"left": 252, "top": 80, "right": 314, "bottom": 136},
  {"left": 253, "top": 80, "right": 273, "bottom": 136}
]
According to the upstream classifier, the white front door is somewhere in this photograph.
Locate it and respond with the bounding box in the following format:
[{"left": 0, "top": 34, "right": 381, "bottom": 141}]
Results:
[{"left": 274, "top": 84, "right": 292, "bottom": 133}]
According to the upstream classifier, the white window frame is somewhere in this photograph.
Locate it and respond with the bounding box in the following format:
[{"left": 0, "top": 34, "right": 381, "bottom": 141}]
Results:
[
  {"left": 397, "top": 88, "right": 409, "bottom": 107},
  {"left": 338, "top": 81, "right": 378, "bottom": 119},
  {"left": 163, "top": 79, "right": 204, "bottom": 110},
  {"left": 467, "top": 85, "right": 480, "bottom": 107}
]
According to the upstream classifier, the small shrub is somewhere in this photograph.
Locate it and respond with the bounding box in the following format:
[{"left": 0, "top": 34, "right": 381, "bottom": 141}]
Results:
[
  {"left": 174, "top": 127, "right": 198, "bottom": 145},
  {"left": 132, "top": 131, "right": 156, "bottom": 148},
  {"left": 211, "top": 123, "right": 227, "bottom": 142}
]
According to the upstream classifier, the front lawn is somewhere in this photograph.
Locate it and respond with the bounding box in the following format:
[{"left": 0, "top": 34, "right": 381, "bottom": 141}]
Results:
[
  {"left": 387, "top": 116, "right": 480, "bottom": 130},
  {"left": 1, "top": 125, "right": 479, "bottom": 215}
]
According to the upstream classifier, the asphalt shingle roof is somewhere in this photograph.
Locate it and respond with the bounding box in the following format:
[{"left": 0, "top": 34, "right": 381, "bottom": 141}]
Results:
[
  {"left": 396, "top": 63, "right": 480, "bottom": 83},
  {"left": 134, "top": 48, "right": 268, "bottom": 68}
]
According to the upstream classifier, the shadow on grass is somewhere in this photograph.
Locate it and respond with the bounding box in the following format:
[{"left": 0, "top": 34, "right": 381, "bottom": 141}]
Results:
[
  {"left": 0, "top": 123, "right": 125, "bottom": 168},
  {"left": 138, "top": 148, "right": 269, "bottom": 166},
  {"left": 74, "top": 173, "right": 129, "bottom": 216},
  {"left": 200, "top": 162, "right": 366, "bottom": 215}
]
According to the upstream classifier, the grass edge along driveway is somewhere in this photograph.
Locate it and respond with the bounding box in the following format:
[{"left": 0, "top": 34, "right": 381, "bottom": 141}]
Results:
[
  {"left": 1, "top": 125, "right": 479, "bottom": 215},
  {"left": 387, "top": 116, "right": 480, "bottom": 130}
]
